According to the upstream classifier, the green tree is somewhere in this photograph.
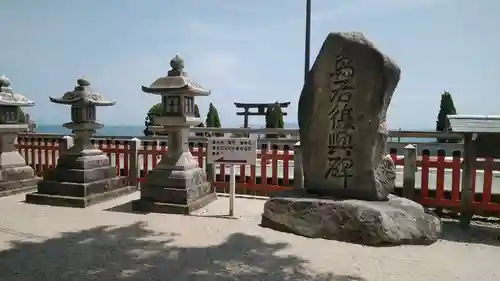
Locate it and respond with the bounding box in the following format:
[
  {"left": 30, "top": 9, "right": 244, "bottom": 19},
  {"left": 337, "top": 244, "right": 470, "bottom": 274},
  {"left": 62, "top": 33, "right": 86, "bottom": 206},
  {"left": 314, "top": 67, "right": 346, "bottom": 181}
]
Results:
[
  {"left": 265, "top": 104, "right": 274, "bottom": 129},
  {"left": 436, "top": 91, "right": 459, "bottom": 143},
  {"left": 194, "top": 104, "right": 205, "bottom": 136},
  {"left": 265, "top": 102, "right": 284, "bottom": 138},
  {"left": 205, "top": 102, "right": 222, "bottom": 136},
  {"left": 274, "top": 103, "right": 284, "bottom": 129},
  {"left": 143, "top": 103, "right": 164, "bottom": 136}
]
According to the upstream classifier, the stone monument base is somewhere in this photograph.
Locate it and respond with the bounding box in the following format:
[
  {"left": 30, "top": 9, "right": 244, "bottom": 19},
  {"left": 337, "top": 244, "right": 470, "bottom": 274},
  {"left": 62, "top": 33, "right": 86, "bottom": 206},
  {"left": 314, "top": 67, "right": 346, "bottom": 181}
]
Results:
[
  {"left": 25, "top": 151, "right": 136, "bottom": 208},
  {"left": 261, "top": 189, "right": 441, "bottom": 246},
  {"left": 0, "top": 165, "right": 40, "bottom": 198},
  {"left": 132, "top": 166, "right": 217, "bottom": 214}
]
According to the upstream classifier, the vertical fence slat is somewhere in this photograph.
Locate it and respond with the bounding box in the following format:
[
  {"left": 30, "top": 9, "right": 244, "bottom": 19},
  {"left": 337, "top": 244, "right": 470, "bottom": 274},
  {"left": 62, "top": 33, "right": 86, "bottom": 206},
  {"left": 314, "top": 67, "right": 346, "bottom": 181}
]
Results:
[
  {"left": 113, "top": 140, "right": 120, "bottom": 175},
  {"left": 271, "top": 146, "right": 278, "bottom": 186},
  {"left": 122, "top": 140, "right": 129, "bottom": 177},
  {"left": 249, "top": 162, "right": 257, "bottom": 195},
  {"left": 420, "top": 151, "right": 430, "bottom": 202},
  {"left": 152, "top": 141, "right": 159, "bottom": 169},
  {"left": 43, "top": 138, "right": 49, "bottom": 171},
  {"left": 282, "top": 146, "right": 290, "bottom": 186},
  {"left": 482, "top": 157, "right": 493, "bottom": 205},
  {"left": 23, "top": 137, "right": 30, "bottom": 165},
  {"left": 143, "top": 141, "right": 150, "bottom": 177},
  {"left": 51, "top": 139, "right": 57, "bottom": 169},
  {"left": 30, "top": 137, "right": 36, "bottom": 172},
  {"left": 197, "top": 142, "right": 204, "bottom": 169},
  {"left": 239, "top": 163, "right": 247, "bottom": 194},
  {"left": 260, "top": 145, "right": 268, "bottom": 195},
  {"left": 451, "top": 151, "right": 461, "bottom": 202},
  {"left": 435, "top": 151, "right": 445, "bottom": 203}
]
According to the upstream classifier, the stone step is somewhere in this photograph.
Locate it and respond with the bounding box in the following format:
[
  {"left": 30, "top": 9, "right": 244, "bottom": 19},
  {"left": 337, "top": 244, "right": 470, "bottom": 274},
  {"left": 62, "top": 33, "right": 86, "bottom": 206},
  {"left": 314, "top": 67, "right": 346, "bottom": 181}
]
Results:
[
  {"left": 26, "top": 185, "right": 137, "bottom": 208},
  {"left": 44, "top": 165, "right": 116, "bottom": 183},
  {"left": 37, "top": 176, "right": 128, "bottom": 197},
  {"left": 140, "top": 182, "right": 212, "bottom": 205}
]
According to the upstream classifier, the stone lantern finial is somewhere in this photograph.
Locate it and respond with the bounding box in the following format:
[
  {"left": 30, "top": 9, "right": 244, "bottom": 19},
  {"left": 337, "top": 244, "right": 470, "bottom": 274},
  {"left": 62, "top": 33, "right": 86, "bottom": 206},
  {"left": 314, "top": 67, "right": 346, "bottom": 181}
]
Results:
[
  {"left": 170, "top": 55, "right": 184, "bottom": 70},
  {"left": 77, "top": 78, "right": 90, "bottom": 87},
  {"left": 0, "top": 74, "right": 11, "bottom": 88},
  {"left": 168, "top": 55, "right": 185, "bottom": 76}
]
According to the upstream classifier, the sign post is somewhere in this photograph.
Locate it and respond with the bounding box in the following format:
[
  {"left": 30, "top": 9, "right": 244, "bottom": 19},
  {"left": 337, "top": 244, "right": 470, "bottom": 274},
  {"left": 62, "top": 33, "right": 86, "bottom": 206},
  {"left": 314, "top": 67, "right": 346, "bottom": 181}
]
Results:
[{"left": 206, "top": 137, "right": 257, "bottom": 217}]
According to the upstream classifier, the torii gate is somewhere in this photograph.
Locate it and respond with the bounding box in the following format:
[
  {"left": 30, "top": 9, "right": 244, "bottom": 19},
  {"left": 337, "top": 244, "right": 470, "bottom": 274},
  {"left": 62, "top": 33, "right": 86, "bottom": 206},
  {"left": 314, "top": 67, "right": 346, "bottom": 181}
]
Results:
[{"left": 234, "top": 102, "right": 290, "bottom": 128}]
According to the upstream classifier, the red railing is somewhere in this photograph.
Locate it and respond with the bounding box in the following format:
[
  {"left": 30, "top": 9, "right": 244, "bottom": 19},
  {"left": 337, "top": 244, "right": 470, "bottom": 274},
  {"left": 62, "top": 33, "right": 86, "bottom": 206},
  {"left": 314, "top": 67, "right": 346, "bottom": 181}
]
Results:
[
  {"left": 134, "top": 141, "right": 295, "bottom": 196},
  {"left": 14, "top": 135, "right": 500, "bottom": 214}
]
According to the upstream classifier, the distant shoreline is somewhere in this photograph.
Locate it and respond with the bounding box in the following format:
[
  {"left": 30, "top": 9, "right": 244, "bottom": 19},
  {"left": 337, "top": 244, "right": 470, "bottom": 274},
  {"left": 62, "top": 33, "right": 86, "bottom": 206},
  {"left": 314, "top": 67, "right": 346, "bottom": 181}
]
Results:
[{"left": 32, "top": 124, "right": 439, "bottom": 143}]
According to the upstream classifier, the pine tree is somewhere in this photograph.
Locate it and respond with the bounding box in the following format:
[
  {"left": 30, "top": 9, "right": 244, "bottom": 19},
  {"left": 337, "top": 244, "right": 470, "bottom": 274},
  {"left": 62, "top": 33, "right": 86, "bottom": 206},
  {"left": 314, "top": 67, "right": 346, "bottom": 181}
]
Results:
[
  {"left": 274, "top": 103, "right": 284, "bottom": 129},
  {"left": 265, "top": 104, "right": 275, "bottom": 129},
  {"left": 148, "top": 103, "right": 163, "bottom": 118},
  {"left": 205, "top": 103, "right": 221, "bottom": 135},
  {"left": 194, "top": 104, "right": 204, "bottom": 136},
  {"left": 436, "top": 91, "right": 458, "bottom": 143},
  {"left": 143, "top": 102, "right": 163, "bottom": 136},
  {"left": 265, "top": 103, "right": 284, "bottom": 138}
]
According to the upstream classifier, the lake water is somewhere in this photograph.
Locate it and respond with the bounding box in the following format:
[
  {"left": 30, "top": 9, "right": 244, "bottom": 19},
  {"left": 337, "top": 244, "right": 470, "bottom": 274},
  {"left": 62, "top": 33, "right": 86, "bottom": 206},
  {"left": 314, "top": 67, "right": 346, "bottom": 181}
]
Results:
[{"left": 34, "top": 124, "right": 437, "bottom": 143}]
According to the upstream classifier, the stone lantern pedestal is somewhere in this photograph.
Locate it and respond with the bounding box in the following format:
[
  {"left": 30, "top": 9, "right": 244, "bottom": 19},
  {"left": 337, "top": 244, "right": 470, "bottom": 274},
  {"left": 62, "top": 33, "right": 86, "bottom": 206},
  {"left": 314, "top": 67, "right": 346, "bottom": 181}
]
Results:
[
  {"left": 0, "top": 74, "right": 39, "bottom": 197},
  {"left": 26, "top": 79, "right": 136, "bottom": 208},
  {"left": 132, "top": 55, "right": 217, "bottom": 214}
]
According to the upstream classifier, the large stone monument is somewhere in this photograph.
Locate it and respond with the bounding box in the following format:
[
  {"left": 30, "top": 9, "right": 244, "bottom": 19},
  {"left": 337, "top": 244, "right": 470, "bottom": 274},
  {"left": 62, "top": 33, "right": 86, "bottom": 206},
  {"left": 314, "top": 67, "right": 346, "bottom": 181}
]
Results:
[
  {"left": 261, "top": 32, "right": 441, "bottom": 245},
  {"left": 25, "top": 78, "right": 136, "bottom": 207},
  {"left": 132, "top": 55, "right": 217, "bottom": 214},
  {"left": 0, "top": 74, "right": 39, "bottom": 197}
]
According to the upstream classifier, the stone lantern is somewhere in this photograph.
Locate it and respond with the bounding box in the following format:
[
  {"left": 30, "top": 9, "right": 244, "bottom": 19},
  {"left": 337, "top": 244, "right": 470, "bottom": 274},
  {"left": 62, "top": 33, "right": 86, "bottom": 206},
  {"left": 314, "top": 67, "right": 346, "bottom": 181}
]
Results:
[
  {"left": 0, "top": 74, "right": 39, "bottom": 197},
  {"left": 26, "top": 78, "right": 135, "bottom": 208},
  {"left": 132, "top": 55, "right": 217, "bottom": 214}
]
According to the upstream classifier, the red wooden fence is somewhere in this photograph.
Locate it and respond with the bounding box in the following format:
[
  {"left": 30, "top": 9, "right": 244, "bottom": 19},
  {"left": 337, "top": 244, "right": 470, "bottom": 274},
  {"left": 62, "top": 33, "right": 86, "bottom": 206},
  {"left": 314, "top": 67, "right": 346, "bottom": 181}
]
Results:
[{"left": 15, "top": 135, "right": 500, "bottom": 214}]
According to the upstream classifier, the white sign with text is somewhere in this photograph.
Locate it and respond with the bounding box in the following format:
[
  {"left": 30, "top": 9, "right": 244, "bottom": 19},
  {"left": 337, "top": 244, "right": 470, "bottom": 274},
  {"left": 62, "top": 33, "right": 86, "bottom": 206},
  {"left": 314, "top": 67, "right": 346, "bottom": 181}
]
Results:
[{"left": 206, "top": 137, "right": 257, "bottom": 165}]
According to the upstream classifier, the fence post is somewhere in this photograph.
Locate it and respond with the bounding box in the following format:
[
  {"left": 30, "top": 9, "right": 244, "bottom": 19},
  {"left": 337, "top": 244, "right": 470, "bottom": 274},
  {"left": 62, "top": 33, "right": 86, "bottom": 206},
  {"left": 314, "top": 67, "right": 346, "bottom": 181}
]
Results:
[
  {"left": 129, "top": 137, "right": 141, "bottom": 189},
  {"left": 293, "top": 141, "right": 303, "bottom": 189},
  {"left": 460, "top": 133, "right": 475, "bottom": 228},
  {"left": 403, "top": 144, "right": 417, "bottom": 200},
  {"left": 59, "top": 135, "right": 74, "bottom": 156},
  {"left": 204, "top": 137, "right": 216, "bottom": 190}
]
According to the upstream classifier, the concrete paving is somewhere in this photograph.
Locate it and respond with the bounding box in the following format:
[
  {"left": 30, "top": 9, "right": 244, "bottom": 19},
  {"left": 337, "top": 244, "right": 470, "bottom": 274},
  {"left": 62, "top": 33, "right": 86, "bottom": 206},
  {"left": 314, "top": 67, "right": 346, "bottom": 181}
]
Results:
[{"left": 0, "top": 192, "right": 499, "bottom": 280}]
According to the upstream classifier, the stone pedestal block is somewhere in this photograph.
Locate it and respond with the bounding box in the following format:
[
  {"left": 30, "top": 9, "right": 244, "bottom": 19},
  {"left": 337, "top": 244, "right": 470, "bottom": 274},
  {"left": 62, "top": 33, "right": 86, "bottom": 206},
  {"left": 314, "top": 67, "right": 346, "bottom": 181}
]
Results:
[
  {"left": 132, "top": 151, "right": 217, "bottom": 214},
  {"left": 26, "top": 149, "right": 135, "bottom": 208},
  {"left": 0, "top": 134, "right": 40, "bottom": 197},
  {"left": 0, "top": 162, "right": 39, "bottom": 197}
]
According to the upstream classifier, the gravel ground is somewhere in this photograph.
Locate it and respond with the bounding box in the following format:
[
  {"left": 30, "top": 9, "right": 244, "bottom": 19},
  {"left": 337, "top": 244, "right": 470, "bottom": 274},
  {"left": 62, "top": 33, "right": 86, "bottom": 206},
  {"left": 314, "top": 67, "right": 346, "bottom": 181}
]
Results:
[{"left": 0, "top": 192, "right": 499, "bottom": 281}]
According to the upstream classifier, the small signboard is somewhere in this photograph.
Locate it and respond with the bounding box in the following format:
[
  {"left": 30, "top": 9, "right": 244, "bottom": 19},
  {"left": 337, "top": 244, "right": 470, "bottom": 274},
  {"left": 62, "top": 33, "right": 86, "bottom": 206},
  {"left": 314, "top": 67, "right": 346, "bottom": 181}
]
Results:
[{"left": 206, "top": 137, "right": 257, "bottom": 165}]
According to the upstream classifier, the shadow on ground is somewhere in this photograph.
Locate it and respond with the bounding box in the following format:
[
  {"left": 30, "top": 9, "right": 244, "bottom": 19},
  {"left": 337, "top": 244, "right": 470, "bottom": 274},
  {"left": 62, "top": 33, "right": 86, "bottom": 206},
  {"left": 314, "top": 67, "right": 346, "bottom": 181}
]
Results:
[
  {"left": 0, "top": 222, "right": 366, "bottom": 281},
  {"left": 440, "top": 219, "right": 500, "bottom": 246}
]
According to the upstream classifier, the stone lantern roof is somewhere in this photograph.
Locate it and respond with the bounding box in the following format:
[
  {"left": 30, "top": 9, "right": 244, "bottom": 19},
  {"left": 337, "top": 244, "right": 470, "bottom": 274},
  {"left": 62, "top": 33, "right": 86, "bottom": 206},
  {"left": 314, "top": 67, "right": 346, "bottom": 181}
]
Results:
[
  {"left": 141, "top": 55, "right": 211, "bottom": 96},
  {"left": 50, "top": 78, "right": 115, "bottom": 106},
  {"left": 0, "top": 74, "right": 35, "bottom": 107}
]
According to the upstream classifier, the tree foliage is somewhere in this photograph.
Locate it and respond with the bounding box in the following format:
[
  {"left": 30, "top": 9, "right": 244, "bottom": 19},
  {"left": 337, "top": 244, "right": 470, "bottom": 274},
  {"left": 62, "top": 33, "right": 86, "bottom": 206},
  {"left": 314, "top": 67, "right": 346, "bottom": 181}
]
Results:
[
  {"left": 436, "top": 91, "right": 457, "bottom": 132},
  {"left": 194, "top": 104, "right": 204, "bottom": 127},
  {"left": 143, "top": 103, "right": 163, "bottom": 136},
  {"left": 148, "top": 103, "right": 163, "bottom": 117},
  {"left": 194, "top": 104, "right": 204, "bottom": 136},
  {"left": 265, "top": 102, "right": 285, "bottom": 138},
  {"left": 436, "top": 91, "right": 459, "bottom": 143},
  {"left": 205, "top": 103, "right": 221, "bottom": 128}
]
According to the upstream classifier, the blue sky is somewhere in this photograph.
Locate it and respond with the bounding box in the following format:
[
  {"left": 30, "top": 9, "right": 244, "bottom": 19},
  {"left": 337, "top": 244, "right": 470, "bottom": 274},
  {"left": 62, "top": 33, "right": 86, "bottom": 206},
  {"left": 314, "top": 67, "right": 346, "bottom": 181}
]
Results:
[{"left": 1, "top": 0, "right": 498, "bottom": 129}]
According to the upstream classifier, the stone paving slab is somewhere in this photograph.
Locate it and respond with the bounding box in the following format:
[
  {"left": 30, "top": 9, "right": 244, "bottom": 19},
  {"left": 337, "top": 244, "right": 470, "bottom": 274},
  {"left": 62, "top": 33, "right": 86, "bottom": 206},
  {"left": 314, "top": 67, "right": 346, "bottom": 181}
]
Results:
[{"left": 0, "top": 192, "right": 499, "bottom": 280}]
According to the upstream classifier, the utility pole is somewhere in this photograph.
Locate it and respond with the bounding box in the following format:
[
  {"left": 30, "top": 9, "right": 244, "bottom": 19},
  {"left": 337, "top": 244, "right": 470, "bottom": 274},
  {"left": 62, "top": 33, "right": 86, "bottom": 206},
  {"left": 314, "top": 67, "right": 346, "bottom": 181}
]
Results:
[{"left": 304, "top": 0, "right": 312, "bottom": 82}]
